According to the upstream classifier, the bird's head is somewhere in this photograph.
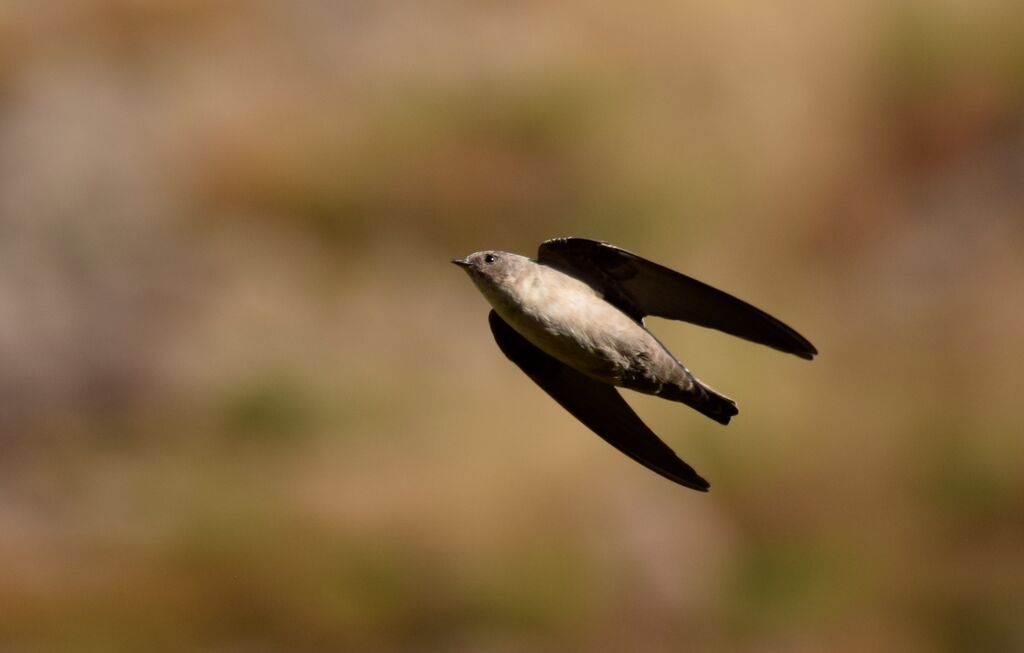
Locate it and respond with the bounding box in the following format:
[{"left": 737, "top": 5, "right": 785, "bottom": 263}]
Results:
[
  {"left": 451, "top": 250, "right": 530, "bottom": 297},
  {"left": 451, "top": 250, "right": 518, "bottom": 279}
]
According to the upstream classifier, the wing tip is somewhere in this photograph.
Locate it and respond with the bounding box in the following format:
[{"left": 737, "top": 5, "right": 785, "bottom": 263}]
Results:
[
  {"left": 679, "top": 475, "right": 711, "bottom": 492},
  {"left": 661, "top": 463, "right": 711, "bottom": 491},
  {"left": 775, "top": 332, "right": 817, "bottom": 360},
  {"left": 641, "top": 462, "right": 711, "bottom": 492},
  {"left": 795, "top": 342, "right": 818, "bottom": 360}
]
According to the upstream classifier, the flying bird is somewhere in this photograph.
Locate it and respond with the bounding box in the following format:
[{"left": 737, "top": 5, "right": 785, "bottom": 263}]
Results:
[{"left": 452, "top": 237, "right": 816, "bottom": 491}]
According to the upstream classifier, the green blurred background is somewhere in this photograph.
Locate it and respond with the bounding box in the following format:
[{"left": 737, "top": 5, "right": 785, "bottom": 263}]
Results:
[{"left": 1, "top": 1, "right": 1023, "bottom": 651}]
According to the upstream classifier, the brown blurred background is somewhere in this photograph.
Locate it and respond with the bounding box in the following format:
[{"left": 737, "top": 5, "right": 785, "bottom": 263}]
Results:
[{"left": 1, "top": 1, "right": 1023, "bottom": 651}]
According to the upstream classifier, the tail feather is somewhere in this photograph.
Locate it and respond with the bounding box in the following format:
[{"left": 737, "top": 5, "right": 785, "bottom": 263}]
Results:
[
  {"left": 686, "top": 382, "right": 738, "bottom": 425},
  {"left": 659, "top": 378, "right": 738, "bottom": 425}
]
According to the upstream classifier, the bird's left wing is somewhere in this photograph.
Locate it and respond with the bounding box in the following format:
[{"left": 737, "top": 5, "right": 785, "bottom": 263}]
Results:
[{"left": 488, "top": 310, "right": 710, "bottom": 491}]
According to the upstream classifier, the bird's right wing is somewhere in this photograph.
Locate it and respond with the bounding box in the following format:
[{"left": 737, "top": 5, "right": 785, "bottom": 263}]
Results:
[
  {"left": 538, "top": 237, "right": 817, "bottom": 360},
  {"left": 488, "top": 310, "right": 710, "bottom": 491}
]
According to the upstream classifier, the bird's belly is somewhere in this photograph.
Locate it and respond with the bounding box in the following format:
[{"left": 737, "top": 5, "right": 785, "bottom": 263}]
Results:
[{"left": 494, "top": 289, "right": 649, "bottom": 383}]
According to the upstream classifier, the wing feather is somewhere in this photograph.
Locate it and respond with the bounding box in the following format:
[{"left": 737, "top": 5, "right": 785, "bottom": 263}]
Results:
[
  {"left": 488, "top": 310, "right": 710, "bottom": 491},
  {"left": 538, "top": 237, "right": 817, "bottom": 359}
]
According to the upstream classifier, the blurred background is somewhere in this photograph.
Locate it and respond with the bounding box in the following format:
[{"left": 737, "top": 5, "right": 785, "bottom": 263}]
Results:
[{"left": 1, "top": 1, "right": 1023, "bottom": 651}]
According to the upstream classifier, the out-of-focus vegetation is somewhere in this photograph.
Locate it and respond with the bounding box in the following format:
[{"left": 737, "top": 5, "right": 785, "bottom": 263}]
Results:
[{"left": 1, "top": 1, "right": 1022, "bottom": 651}]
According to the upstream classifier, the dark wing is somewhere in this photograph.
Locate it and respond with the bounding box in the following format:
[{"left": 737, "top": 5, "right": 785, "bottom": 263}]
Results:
[
  {"left": 488, "top": 310, "right": 710, "bottom": 491},
  {"left": 538, "top": 237, "right": 817, "bottom": 360}
]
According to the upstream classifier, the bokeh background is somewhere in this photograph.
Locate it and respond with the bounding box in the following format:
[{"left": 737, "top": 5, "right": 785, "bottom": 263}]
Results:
[{"left": 1, "top": 1, "right": 1023, "bottom": 651}]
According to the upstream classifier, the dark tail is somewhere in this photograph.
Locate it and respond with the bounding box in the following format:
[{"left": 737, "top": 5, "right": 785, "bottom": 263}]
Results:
[{"left": 659, "top": 377, "right": 738, "bottom": 425}]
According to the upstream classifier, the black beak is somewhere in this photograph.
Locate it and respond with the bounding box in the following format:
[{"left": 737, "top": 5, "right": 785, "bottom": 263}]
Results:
[{"left": 451, "top": 258, "right": 470, "bottom": 268}]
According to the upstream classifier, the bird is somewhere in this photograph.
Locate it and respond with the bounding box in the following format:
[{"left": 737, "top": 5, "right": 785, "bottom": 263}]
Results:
[{"left": 451, "top": 237, "right": 816, "bottom": 491}]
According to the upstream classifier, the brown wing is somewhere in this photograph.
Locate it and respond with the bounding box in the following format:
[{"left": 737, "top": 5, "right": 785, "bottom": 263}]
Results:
[
  {"left": 488, "top": 310, "right": 710, "bottom": 491},
  {"left": 538, "top": 237, "right": 817, "bottom": 360}
]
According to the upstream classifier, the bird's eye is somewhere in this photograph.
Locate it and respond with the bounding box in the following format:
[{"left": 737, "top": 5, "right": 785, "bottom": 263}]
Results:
[{"left": 484, "top": 254, "right": 496, "bottom": 264}]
